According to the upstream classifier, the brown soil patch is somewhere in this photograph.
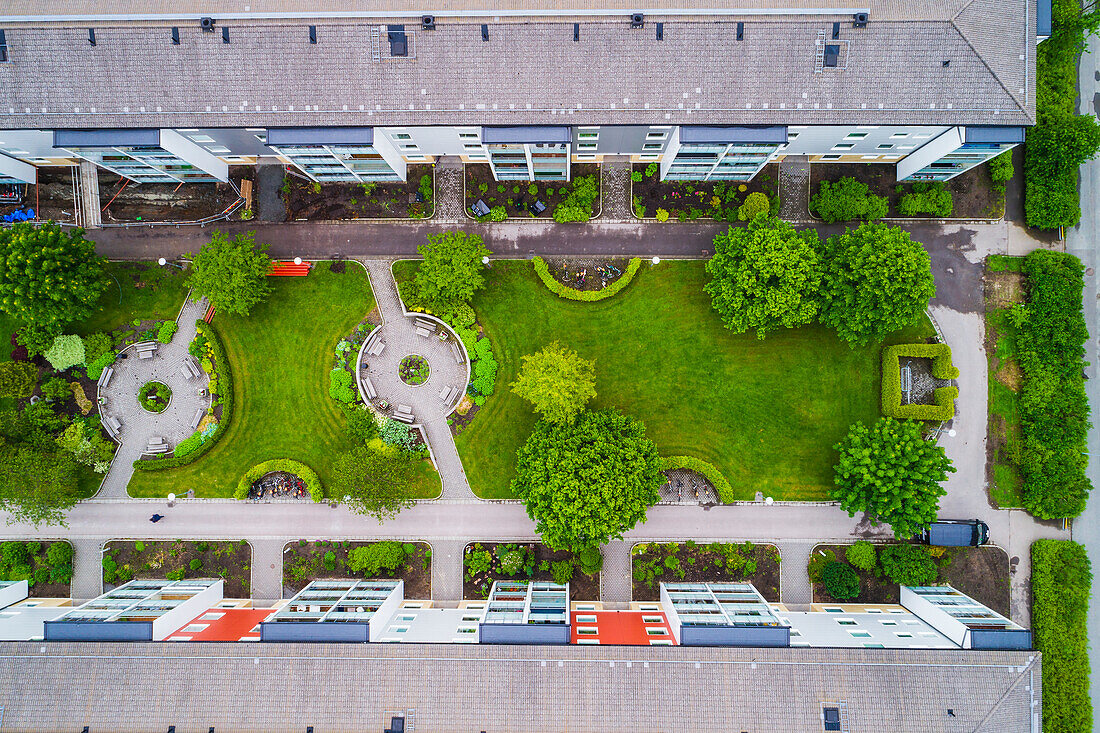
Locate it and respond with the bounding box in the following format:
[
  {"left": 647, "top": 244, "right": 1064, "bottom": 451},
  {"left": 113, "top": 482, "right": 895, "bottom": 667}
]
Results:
[
  {"left": 463, "top": 542, "right": 599, "bottom": 601},
  {"left": 1, "top": 540, "right": 73, "bottom": 598},
  {"left": 284, "top": 164, "right": 434, "bottom": 220},
  {"left": 0, "top": 168, "right": 78, "bottom": 223},
  {"left": 985, "top": 270, "right": 1025, "bottom": 310},
  {"left": 994, "top": 358, "right": 1023, "bottom": 391},
  {"left": 631, "top": 163, "right": 779, "bottom": 220},
  {"left": 465, "top": 164, "right": 600, "bottom": 219},
  {"left": 99, "top": 167, "right": 250, "bottom": 224},
  {"left": 812, "top": 544, "right": 899, "bottom": 605},
  {"left": 631, "top": 541, "right": 781, "bottom": 602},
  {"left": 104, "top": 540, "right": 252, "bottom": 597},
  {"left": 282, "top": 540, "right": 431, "bottom": 598}
]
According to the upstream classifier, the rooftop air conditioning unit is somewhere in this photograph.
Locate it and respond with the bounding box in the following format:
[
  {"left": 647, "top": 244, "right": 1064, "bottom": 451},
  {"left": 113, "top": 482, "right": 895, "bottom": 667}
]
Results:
[
  {"left": 852, "top": 12, "right": 868, "bottom": 28},
  {"left": 200, "top": 16, "right": 215, "bottom": 31},
  {"left": 631, "top": 12, "right": 644, "bottom": 28},
  {"left": 422, "top": 15, "right": 435, "bottom": 30}
]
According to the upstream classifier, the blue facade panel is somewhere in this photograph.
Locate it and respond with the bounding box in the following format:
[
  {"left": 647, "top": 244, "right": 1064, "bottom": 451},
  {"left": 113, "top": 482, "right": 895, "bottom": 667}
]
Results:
[
  {"left": 479, "top": 623, "right": 570, "bottom": 645},
  {"left": 259, "top": 622, "right": 370, "bottom": 643},
  {"left": 970, "top": 629, "right": 1032, "bottom": 650},
  {"left": 679, "top": 625, "right": 790, "bottom": 647},
  {"left": 482, "top": 126, "right": 571, "bottom": 144},
  {"left": 44, "top": 620, "right": 153, "bottom": 641},
  {"left": 680, "top": 126, "right": 787, "bottom": 144},
  {"left": 963, "top": 126, "right": 1026, "bottom": 144},
  {"left": 266, "top": 127, "right": 374, "bottom": 146},
  {"left": 53, "top": 128, "right": 161, "bottom": 148}
]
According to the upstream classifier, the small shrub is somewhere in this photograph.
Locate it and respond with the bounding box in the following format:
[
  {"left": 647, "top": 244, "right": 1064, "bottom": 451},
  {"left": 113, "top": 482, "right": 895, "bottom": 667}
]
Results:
[
  {"left": 645, "top": 162, "right": 659, "bottom": 177},
  {"left": 156, "top": 320, "right": 179, "bottom": 344},
  {"left": 810, "top": 177, "right": 889, "bottom": 223},
  {"left": 551, "top": 560, "right": 574, "bottom": 584},
  {"left": 898, "top": 182, "right": 954, "bottom": 217},
  {"left": 323, "top": 551, "right": 337, "bottom": 571},
  {"left": 40, "top": 377, "right": 71, "bottom": 401},
  {"left": 165, "top": 568, "right": 186, "bottom": 581},
  {"left": 822, "top": 561, "right": 860, "bottom": 600},
  {"left": 347, "top": 542, "right": 408, "bottom": 576},
  {"left": 134, "top": 541, "right": 145, "bottom": 552},
  {"left": 655, "top": 208, "right": 669, "bottom": 222},
  {"left": 988, "top": 150, "right": 1014, "bottom": 184},
  {"left": 328, "top": 368, "right": 358, "bottom": 403},
  {"left": 879, "top": 544, "right": 938, "bottom": 586},
  {"left": 576, "top": 546, "right": 603, "bottom": 574},
  {"left": 489, "top": 205, "right": 508, "bottom": 222},
  {"left": 845, "top": 541, "right": 877, "bottom": 574},
  {"left": 630, "top": 171, "right": 643, "bottom": 182},
  {"left": 188, "top": 558, "right": 203, "bottom": 571},
  {"left": 737, "top": 192, "right": 771, "bottom": 221},
  {"left": 807, "top": 548, "right": 837, "bottom": 583},
  {"left": 43, "top": 334, "right": 85, "bottom": 371},
  {"left": 498, "top": 550, "right": 525, "bottom": 576}
]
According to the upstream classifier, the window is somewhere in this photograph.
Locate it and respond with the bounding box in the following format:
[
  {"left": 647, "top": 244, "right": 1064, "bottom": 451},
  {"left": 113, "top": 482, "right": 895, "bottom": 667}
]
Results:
[
  {"left": 862, "top": 642, "right": 885, "bottom": 648},
  {"left": 398, "top": 615, "right": 417, "bottom": 622},
  {"left": 860, "top": 155, "right": 879, "bottom": 160},
  {"left": 824, "top": 607, "right": 843, "bottom": 613},
  {"left": 844, "top": 132, "right": 869, "bottom": 140},
  {"left": 646, "top": 628, "right": 667, "bottom": 636},
  {"left": 642, "top": 616, "right": 663, "bottom": 623},
  {"left": 390, "top": 626, "right": 409, "bottom": 633},
  {"left": 895, "top": 632, "right": 913, "bottom": 638},
  {"left": 207, "top": 146, "right": 232, "bottom": 154},
  {"left": 578, "top": 639, "right": 600, "bottom": 645},
  {"left": 578, "top": 132, "right": 599, "bottom": 140},
  {"left": 787, "top": 132, "right": 799, "bottom": 140},
  {"left": 189, "top": 134, "right": 216, "bottom": 143},
  {"left": 820, "top": 155, "right": 841, "bottom": 160},
  {"left": 848, "top": 630, "right": 871, "bottom": 638},
  {"left": 898, "top": 145, "right": 916, "bottom": 150},
  {"left": 865, "top": 609, "right": 882, "bottom": 614},
  {"left": 402, "top": 144, "right": 419, "bottom": 151},
  {"left": 576, "top": 615, "right": 597, "bottom": 623},
  {"left": 649, "top": 639, "right": 673, "bottom": 646},
  {"left": 577, "top": 627, "right": 598, "bottom": 635},
  {"left": 0, "top": 31, "right": 10, "bottom": 63},
  {"left": 393, "top": 133, "right": 412, "bottom": 140},
  {"left": 457, "top": 627, "right": 476, "bottom": 634},
  {"left": 646, "top": 131, "right": 668, "bottom": 140},
  {"left": 458, "top": 132, "right": 479, "bottom": 139},
  {"left": 575, "top": 154, "right": 597, "bottom": 160},
  {"left": 890, "top": 132, "right": 910, "bottom": 139},
  {"left": 638, "top": 154, "right": 659, "bottom": 160},
  {"left": 642, "top": 143, "right": 663, "bottom": 150},
  {"left": 823, "top": 707, "right": 841, "bottom": 732},
  {"left": 463, "top": 143, "right": 482, "bottom": 150},
  {"left": 877, "top": 144, "right": 893, "bottom": 149},
  {"left": 832, "top": 143, "right": 855, "bottom": 150},
  {"left": 880, "top": 620, "right": 898, "bottom": 626},
  {"left": 578, "top": 143, "right": 597, "bottom": 150},
  {"left": 462, "top": 614, "right": 481, "bottom": 622},
  {"left": 182, "top": 624, "right": 208, "bottom": 633},
  {"left": 837, "top": 619, "right": 856, "bottom": 626},
  {"left": 200, "top": 612, "right": 225, "bottom": 621},
  {"left": 576, "top": 604, "right": 598, "bottom": 611}
]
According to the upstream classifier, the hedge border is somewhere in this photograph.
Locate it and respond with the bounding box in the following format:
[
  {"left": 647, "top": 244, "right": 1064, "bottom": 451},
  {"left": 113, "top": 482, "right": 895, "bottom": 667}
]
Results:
[
  {"left": 532, "top": 256, "right": 642, "bottom": 301},
  {"left": 881, "top": 343, "right": 959, "bottom": 421},
  {"left": 233, "top": 459, "right": 323, "bottom": 501},
  {"left": 132, "top": 319, "right": 234, "bottom": 471},
  {"left": 659, "top": 456, "right": 735, "bottom": 503},
  {"left": 1032, "top": 539, "right": 1092, "bottom": 733}
]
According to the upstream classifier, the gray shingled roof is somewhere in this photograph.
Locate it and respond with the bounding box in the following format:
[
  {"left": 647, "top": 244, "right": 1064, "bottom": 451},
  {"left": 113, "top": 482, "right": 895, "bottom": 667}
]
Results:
[
  {"left": 0, "top": 641, "right": 1041, "bottom": 732},
  {"left": 0, "top": 6, "right": 1034, "bottom": 130}
]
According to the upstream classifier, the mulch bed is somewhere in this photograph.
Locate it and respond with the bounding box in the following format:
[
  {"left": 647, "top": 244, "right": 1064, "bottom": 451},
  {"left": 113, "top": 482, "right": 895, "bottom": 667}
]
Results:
[
  {"left": 103, "top": 540, "right": 252, "bottom": 597},
  {"left": 811, "top": 544, "right": 1010, "bottom": 614},
  {"left": 541, "top": 257, "right": 631, "bottom": 292},
  {"left": 282, "top": 540, "right": 431, "bottom": 598},
  {"left": 809, "top": 163, "right": 1003, "bottom": 220},
  {"left": 0, "top": 167, "right": 78, "bottom": 223},
  {"left": 463, "top": 542, "right": 599, "bottom": 601},
  {"left": 631, "top": 542, "right": 781, "bottom": 602},
  {"left": 448, "top": 395, "right": 480, "bottom": 438},
  {"left": 631, "top": 162, "right": 779, "bottom": 220},
  {"left": 99, "top": 166, "right": 250, "bottom": 224},
  {"left": 284, "top": 164, "right": 434, "bottom": 220},
  {"left": 465, "top": 163, "right": 599, "bottom": 219}
]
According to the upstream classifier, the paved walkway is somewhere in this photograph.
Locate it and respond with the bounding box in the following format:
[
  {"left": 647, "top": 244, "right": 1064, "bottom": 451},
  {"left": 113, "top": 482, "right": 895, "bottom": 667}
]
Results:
[
  {"left": 95, "top": 297, "right": 210, "bottom": 498},
  {"left": 601, "top": 157, "right": 634, "bottom": 222},
  {"left": 250, "top": 538, "right": 284, "bottom": 605},
  {"left": 778, "top": 156, "right": 810, "bottom": 221},
  {"left": 359, "top": 259, "right": 475, "bottom": 499},
  {"left": 600, "top": 541, "right": 632, "bottom": 605},
  {"left": 433, "top": 156, "right": 466, "bottom": 222},
  {"left": 776, "top": 541, "right": 816, "bottom": 606},
  {"left": 430, "top": 538, "right": 465, "bottom": 603}
]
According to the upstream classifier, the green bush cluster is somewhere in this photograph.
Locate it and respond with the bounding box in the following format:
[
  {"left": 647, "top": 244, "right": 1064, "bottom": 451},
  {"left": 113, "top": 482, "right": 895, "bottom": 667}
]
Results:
[
  {"left": 0, "top": 541, "right": 72, "bottom": 587},
  {"left": 380, "top": 418, "right": 418, "bottom": 451},
  {"left": 459, "top": 330, "right": 497, "bottom": 401},
  {"left": 346, "top": 541, "right": 409, "bottom": 576},
  {"left": 880, "top": 343, "right": 960, "bottom": 421},
  {"left": 233, "top": 459, "right": 323, "bottom": 501},
  {"left": 328, "top": 368, "right": 358, "bottom": 403},
  {"left": 173, "top": 431, "right": 204, "bottom": 459},
  {"left": 987, "top": 151, "right": 1014, "bottom": 186},
  {"left": 1014, "top": 251, "right": 1092, "bottom": 518},
  {"left": 0, "top": 362, "right": 37, "bottom": 399},
  {"left": 822, "top": 561, "right": 860, "bottom": 600},
  {"left": 878, "top": 544, "right": 937, "bottom": 586},
  {"left": 82, "top": 332, "right": 114, "bottom": 380},
  {"left": 552, "top": 175, "right": 599, "bottom": 223},
  {"left": 135, "top": 320, "right": 235, "bottom": 471},
  {"left": 1032, "top": 539, "right": 1092, "bottom": 733},
  {"left": 737, "top": 192, "right": 771, "bottom": 221},
  {"left": 897, "top": 182, "right": 953, "bottom": 217},
  {"left": 844, "top": 541, "right": 877, "bottom": 574},
  {"left": 156, "top": 320, "right": 178, "bottom": 344},
  {"left": 531, "top": 257, "right": 642, "bottom": 302},
  {"left": 488, "top": 205, "right": 508, "bottom": 222},
  {"left": 810, "top": 177, "right": 888, "bottom": 223},
  {"left": 43, "top": 334, "right": 85, "bottom": 372},
  {"left": 658, "top": 455, "right": 735, "bottom": 503}
]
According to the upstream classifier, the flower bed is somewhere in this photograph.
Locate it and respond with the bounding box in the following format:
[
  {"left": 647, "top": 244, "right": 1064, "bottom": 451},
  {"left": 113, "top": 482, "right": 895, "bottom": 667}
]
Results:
[
  {"left": 233, "top": 458, "right": 322, "bottom": 501},
  {"left": 532, "top": 257, "right": 642, "bottom": 301},
  {"left": 283, "top": 540, "right": 431, "bottom": 597},
  {"left": 138, "top": 381, "right": 171, "bottom": 413},
  {"left": 631, "top": 162, "right": 779, "bottom": 221},
  {"left": 399, "top": 354, "right": 430, "bottom": 385},
  {"left": 462, "top": 542, "right": 600, "bottom": 600},
  {"left": 631, "top": 541, "right": 780, "bottom": 601},
  {"left": 465, "top": 164, "right": 600, "bottom": 221},
  {"left": 283, "top": 165, "right": 435, "bottom": 220},
  {"left": 103, "top": 539, "right": 252, "bottom": 597}
]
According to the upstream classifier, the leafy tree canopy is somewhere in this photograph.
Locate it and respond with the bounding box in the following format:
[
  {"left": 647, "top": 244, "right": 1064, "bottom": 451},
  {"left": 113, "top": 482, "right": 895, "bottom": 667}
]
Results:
[
  {"left": 411, "top": 230, "right": 491, "bottom": 314},
  {"left": 186, "top": 230, "right": 273, "bottom": 316},
  {"left": 0, "top": 362, "right": 37, "bottom": 399},
  {"left": 0, "top": 440, "right": 80, "bottom": 527},
  {"left": 879, "top": 544, "right": 938, "bottom": 586},
  {"left": 704, "top": 217, "right": 823, "bottom": 338},
  {"left": 1028, "top": 110, "right": 1100, "bottom": 180},
  {"left": 332, "top": 446, "right": 416, "bottom": 520},
  {"left": 510, "top": 341, "right": 596, "bottom": 424},
  {"left": 810, "top": 176, "right": 889, "bottom": 224},
  {"left": 511, "top": 409, "right": 663, "bottom": 550},
  {"left": 832, "top": 417, "right": 955, "bottom": 538},
  {"left": 0, "top": 223, "right": 108, "bottom": 328},
  {"left": 819, "top": 223, "right": 936, "bottom": 344}
]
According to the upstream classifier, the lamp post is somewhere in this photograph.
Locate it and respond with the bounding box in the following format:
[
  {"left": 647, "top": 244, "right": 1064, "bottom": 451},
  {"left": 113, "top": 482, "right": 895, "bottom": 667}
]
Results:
[
  {"left": 157, "top": 257, "right": 184, "bottom": 270},
  {"left": 651, "top": 256, "right": 660, "bottom": 266},
  {"left": 294, "top": 257, "right": 302, "bottom": 265}
]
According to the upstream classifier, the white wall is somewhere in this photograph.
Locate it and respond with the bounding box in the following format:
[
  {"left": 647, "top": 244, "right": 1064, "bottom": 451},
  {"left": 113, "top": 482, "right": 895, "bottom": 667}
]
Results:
[
  {"left": 150, "top": 580, "right": 224, "bottom": 641},
  {"left": 0, "top": 581, "right": 28, "bottom": 610},
  {"left": 367, "top": 580, "right": 406, "bottom": 642}
]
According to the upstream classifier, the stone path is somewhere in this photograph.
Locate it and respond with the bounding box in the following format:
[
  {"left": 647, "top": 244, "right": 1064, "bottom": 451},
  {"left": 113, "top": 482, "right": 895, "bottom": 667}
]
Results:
[
  {"left": 95, "top": 297, "right": 211, "bottom": 498},
  {"left": 433, "top": 156, "right": 466, "bottom": 222},
  {"left": 599, "top": 541, "right": 632, "bottom": 606},
  {"left": 776, "top": 541, "right": 817, "bottom": 606},
  {"left": 600, "top": 157, "right": 634, "bottom": 221},
  {"left": 71, "top": 537, "right": 103, "bottom": 600},
  {"left": 779, "top": 155, "right": 810, "bottom": 221},
  {"left": 359, "top": 259, "right": 475, "bottom": 499},
  {"left": 431, "top": 538, "right": 465, "bottom": 604},
  {"left": 250, "top": 538, "right": 284, "bottom": 605}
]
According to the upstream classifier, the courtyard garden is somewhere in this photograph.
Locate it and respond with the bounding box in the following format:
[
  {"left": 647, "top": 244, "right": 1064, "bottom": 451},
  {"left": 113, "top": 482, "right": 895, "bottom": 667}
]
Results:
[
  {"left": 102, "top": 539, "right": 252, "bottom": 597},
  {"left": 631, "top": 541, "right": 781, "bottom": 602},
  {"left": 126, "top": 260, "right": 441, "bottom": 499},
  {"left": 440, "top": 259, "right": 933, "bottom": 499},
  {"left": 0, "top": 540, "right": 73, "bottom": 597},
  {"left": 463, "top": 542, "right": 601, "bottom": 600},
  {"left": 283, "top": 165, "right": 435, "bottom": 220},
  {"left": 283, "top": 540, "right": 431, "bottom": 597},
  {"left": 631, "top": 162, "right": 779, "bottom": 221},
  {"left": 466, "top": 164, "right": 600, "bottom": 222}
]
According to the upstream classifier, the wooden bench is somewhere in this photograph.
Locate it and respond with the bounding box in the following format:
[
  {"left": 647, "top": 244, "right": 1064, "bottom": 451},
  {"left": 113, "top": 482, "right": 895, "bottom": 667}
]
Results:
[
  {"left": 392, "top": 411, "right": 415, "bottom": 424},
  {"left": 190, "top": 408, "right": 205, "bottom": 430},
  {"left": 363, "top": 377, "right": 378, "bottom": 401},
  {"left": 450, "top": 340, "right": 464, "bottom": 364},
  {"left": 439, "top": 385, "right": 460, "bottom": 404},
  {"left": 414, "top": 317, "right": 435, "bottom": 330},
  {"left": 901, "top": 361, "right": 913, "bottom": 404},
  {"left": 415, "top": 326, "right": 432, "bottom": 339},
  {"left": 98, "top": 366, "right": 114, "bottom": 388},
  {"left": 145, "top": 436, "right": 170, "bottom": 454}
]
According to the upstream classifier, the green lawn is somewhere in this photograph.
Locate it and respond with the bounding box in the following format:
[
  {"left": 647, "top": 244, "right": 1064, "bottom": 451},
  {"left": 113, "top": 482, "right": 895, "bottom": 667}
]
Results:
[
  {"left": 74, "top": 262, "right": 191, "bottom": 337},
  {"left": 128, "top": 262, "right": 440, "bottom": 499},
  {"left": 447, "top": 260, "right": 934, "bottom": 500}
]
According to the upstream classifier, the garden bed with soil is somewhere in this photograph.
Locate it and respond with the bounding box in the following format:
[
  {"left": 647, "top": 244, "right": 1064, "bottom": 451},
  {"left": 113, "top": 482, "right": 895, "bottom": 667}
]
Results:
[
  {"left": 809, "top": 163, "right": 1003, "bottom": 220},
  {"left": 631, "top": 541, "right": 781, "bottom": 601},
  {"left": 540, "top": 257, "right": 632, "bottom": 292},
  {"left": 465, "top": 164, "right": 599, "bottom": 220},
  {"left": 103, "top": 539, "right": 252, "bottom": 597},
  {"left": 0, "top": 167, "right": 78, "bottom": 223},
  {"left": 282, "top": 540, "right": 431, "bottom": 598},
  {"left": 810, "top": 543, "right": 1010, "bottom": 614},
  {"left": 984, "top": 259, "right": 1026, "bottom": 508},
  {"left": 283, "top": 165, "right": 434, "bottom": 220},
  {"left": 462, "top": 542, "right": 599, "bottom": 601},
  {"left": 0, "top": 540, "right": 74, "bottom": 598},
  {"left": 99, "top": 167, "right": 250, "bottom": 224},
  {"left": 631, "top": 162, "right": 779, "bottom": 221}
]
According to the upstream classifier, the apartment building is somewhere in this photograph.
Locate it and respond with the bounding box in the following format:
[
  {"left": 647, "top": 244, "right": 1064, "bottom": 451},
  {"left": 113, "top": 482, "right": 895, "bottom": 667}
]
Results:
[{"left": 0, "top": 0, "right": 1041, "bottom": 187}]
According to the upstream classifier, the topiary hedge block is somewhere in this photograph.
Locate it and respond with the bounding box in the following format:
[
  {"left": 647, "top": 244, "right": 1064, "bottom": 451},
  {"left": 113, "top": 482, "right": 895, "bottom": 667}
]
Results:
[
  {"left": 881, "top": 343, "right": 959, "bottom": 421},
  {"left": 532, "top": 256, "right": 642, "bottom": 302}
]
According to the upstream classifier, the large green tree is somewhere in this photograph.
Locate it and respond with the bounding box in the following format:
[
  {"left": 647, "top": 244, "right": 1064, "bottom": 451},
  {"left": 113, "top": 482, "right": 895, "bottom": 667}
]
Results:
[
  {"left": 0, "top": 362, "right": 37, "bottom": 399},
  {"left": 0, "top": 223, "right": 107, "bottom": 329},
  {"left": 186, "top": 230, "right": 272, "bottom": 316},
  {"left": 704, "top": 217, "right": 822, "bottom": 338},
  {"left": 510, "top": 341, "right": 596, "bottom": 424},
  {"left": 819, "top": 223, "right": 936, "bottom": 344},
  {"left": 331, "top": 446, "right": 416, "bottom": 520},
  {"left": 410, "top": 230, "right": 491, "bottom": 315},
  {"left": 511, "top": 409, "right": 663, "bottom": 550},
  {"left": 832, "top": 417, "right": 955, "bottom": 538}
]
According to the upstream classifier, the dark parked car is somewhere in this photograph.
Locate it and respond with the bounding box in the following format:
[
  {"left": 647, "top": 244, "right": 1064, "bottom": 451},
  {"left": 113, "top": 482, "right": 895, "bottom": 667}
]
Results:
[{"left": 918, "top": 519, "right": 989, "bottom": 546}]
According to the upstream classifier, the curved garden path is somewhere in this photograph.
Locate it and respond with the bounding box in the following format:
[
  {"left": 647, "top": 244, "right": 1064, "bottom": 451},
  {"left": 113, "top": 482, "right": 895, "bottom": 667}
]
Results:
[
  {"left": 95, "top": 298, "right": 211, "bottom": 499},
  {"left": 358, "top": 259, "right": 475, "bottom": 500}
]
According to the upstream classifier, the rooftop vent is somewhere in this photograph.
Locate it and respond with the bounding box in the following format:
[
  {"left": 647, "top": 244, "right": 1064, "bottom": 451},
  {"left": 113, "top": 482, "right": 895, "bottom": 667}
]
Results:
[
  {"left": 852, "top": 12, "right": 868, "bottom": 28},
  {"left": 200, "top": 16, "right": 215, "bottom": 32},
  {"left": 823, "top": 707, "right": 841, "bottom": 731},
  {"left": 573, "top": 23, "right": 579, "bottom": 41},
  {"left": 942, "top": 59, "right": 950, "bottom": 67},
  {"left": 387, "top": 25, "right": 407, "bottom": 56},
  {"left": 631, "top": 12, "right": 644, "bottom": 28},
  {"left": 309, "top": 25, "right": 316, "bottom": 43},
  {"left": 823, "top": 44, "right": 840, "bottom": 67},
  {"left": 832, "top": 22, "right": 840, "bottom": 39},
  {"left": 736, "top": 22, "right": 744, "bottom": 41},
  {"left": 87, "top": 28, "right": 96, "bottom": 46},
  {"left": 222, "top": 26, "right": 230, "bottom": 44},
  {"left": 481, "top": 24, "right": 489, "bottom": 41},
  {"left": 171, "top": 26, "right": 180, "bottom": 44},
  {"left": 421, "top": 15, "right": 435, "bottom": 30},
  {"left": 656, "top": 22, "right": 663, "bottom": 40}
]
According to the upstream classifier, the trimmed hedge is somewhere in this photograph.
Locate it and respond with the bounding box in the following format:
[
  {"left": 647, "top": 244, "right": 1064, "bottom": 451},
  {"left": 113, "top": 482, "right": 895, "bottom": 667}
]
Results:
[
  {"left": 233, "top": 459, "right": 322, "bottom": 501},
  {"left": 659, "top": 455, "right": 735, "bottom": 503},
  {"left": 533, "top": 256, "right": 642, "bottom": 301},
  {"left": 133, "top": 320, "right": 234, "bottom": 472},
  {"left": 1032, "top": 539, "right": 1092, "bottom": 733},
  {"left": 881, "top": 343, "right": 959, "bottom": 421}
]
